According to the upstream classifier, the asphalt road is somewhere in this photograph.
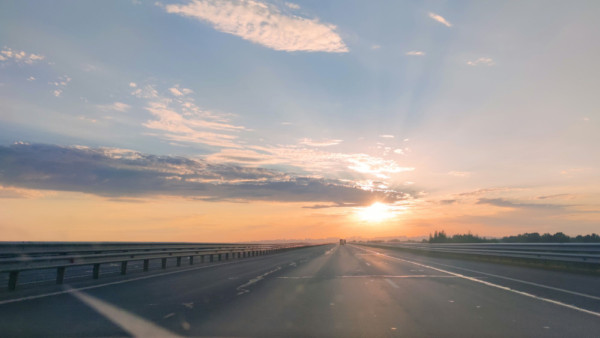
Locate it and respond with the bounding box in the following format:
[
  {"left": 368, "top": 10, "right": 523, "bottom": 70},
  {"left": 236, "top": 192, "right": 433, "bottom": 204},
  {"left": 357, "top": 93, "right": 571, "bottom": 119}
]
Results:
[{"left": 0, "top": 243, "right": 599, "bottom": 337}]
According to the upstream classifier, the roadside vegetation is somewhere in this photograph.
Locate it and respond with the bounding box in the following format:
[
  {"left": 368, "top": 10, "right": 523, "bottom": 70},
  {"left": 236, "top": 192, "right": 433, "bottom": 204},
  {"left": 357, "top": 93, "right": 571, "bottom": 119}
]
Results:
[{"left": 427, "top": 231, "right": 600, "bottom": 243}]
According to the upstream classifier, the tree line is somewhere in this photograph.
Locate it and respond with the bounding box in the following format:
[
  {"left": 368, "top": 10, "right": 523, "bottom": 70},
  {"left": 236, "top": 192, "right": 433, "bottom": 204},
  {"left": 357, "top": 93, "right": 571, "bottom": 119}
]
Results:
[{"left": 427, "top": 230, "right": 600, "bottom": 243}]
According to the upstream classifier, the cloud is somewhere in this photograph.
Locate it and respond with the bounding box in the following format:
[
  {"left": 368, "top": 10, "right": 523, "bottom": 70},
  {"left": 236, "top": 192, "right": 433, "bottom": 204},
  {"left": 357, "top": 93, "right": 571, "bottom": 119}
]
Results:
[
  {"left": 285, "top": 2, "right": 300, "bottom": 10},
  {"left": 536, "top": 194, "right": 576, "bottom": 200},
  {"left": 458, "top": 187, "right": 523, "bottom": 197},
  {"left": 405, "top": 51, "right": 425, "bottom": 56},
  {"left": 49, "top": 75, "right": 71, "bottom": 97},
  {"left": 143, "top": 101, "right": 243, "bottom": 148},
  {"left": 0, "top": 47, "right": 45, "bottom": 64},
  {"left": 477, "top": 198, "right": 566, "bottom": 210},
  {"left": 428, "top": 12, "right": 452, "bottom": 27},
  {"left": 0, "top": 185, "right": 47, "bottom": 199},
  {"left": 379, "top": 134, "right": 394, "bottom": 138},
  {"left": 98, "top": 102, "right": 131, "bottom": 112},
  {"left": 0, "top": 143, "right": 408, "bottom": 205},
  {"left": 208, "top": 144, "right": 415, "bottom": 180},
  {"left": 129, "top": 82, "right": 137, "bottom": 88},
  {"left": 299, "top": 138, "right": 342, "bottom": 147},
  {"left": 347, "top": 156, "right": 414, "bottom": 178},
  {"left": 132, "top": 84, "right": 247, "bottom": 148},
  {"left": 371, "top": 44, "right": 381, "bottom": 50},
  {"left": 169, "top": 87, "right": 184, "bottom": 96},
  {"left": 164, "top": 0, "right": 348, "bottom": 53},
  {"left": 467, "top": 57, "right": 495, "bottom": 66}
]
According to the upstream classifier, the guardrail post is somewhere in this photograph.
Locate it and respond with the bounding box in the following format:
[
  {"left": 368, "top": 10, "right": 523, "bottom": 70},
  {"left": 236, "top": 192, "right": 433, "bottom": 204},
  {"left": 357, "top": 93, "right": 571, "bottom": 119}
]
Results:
[
  {"left": 201, "top": 255, "right": 205, "bottom": 263},
  {"left": 189, "top": 256, "right": 194, "bottom": 265},
  {"left": 225, "top": 253, "right": 229, "bottom": 260},
  {"left": 176, "top": 257, "right": 182, "bottom": 267},
  {"left": 121, "top": 261, "right": 128, "bottom": 275},
  {"left": 218, "top": 254, "right": 222, "bottom": 261},
  {"left": 238, "top": 252, "right": 241, "bottom": 259},
  {"left": 56, "top": 267, "right": 66, "bottom": 284},
  {"left": 93, "top": 264, "right": 100, "bottom": 279},
  {"left": 161, "top": 258, "right": 167, "bottom": 269},
  {"left": 210, "top": 255, "right": 214, "bottom": 263},
  {"left": 143, "top": 259, "right": 149, "bottom": 271},
  {"left": 8, "top": 271, "right": 18, "bottom": 291}
]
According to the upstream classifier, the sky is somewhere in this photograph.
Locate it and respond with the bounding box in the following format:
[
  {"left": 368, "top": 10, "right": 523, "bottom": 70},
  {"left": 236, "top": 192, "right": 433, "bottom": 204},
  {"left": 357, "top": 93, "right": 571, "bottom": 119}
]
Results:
[{"left": 0, "top": 0, "right": 599, "bottom": 242}]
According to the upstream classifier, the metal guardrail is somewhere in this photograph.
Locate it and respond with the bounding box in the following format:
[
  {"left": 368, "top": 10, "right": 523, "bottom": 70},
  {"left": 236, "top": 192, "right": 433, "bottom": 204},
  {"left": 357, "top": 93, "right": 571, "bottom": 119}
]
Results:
[
  {"left": 363, "top": 242, "right": 600, "bottom": 265},
  {"left": 0, "top": 242, "right": 313, "bottom": 291}
]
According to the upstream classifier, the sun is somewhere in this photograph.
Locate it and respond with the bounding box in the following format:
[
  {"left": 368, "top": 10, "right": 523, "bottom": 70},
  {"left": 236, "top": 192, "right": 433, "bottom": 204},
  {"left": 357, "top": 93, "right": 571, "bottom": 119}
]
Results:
[{"left": 356, "top": 202, "right": 394, "bottom": 223}]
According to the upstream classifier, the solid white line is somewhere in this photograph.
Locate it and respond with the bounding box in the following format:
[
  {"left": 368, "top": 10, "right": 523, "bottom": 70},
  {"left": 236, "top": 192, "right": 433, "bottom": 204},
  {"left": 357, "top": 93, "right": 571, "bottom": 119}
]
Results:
[
  {"left": 69, "top": 287, "right": 181, "bottom": 337},
  {"left": 404, "top": 259, "right": 600, "bottom": 302},
  {"left": 352, "top": 245, "right": 600, "bottom": 318},
  {"left": 275, "top": 275, "right": 460, "bottom": 279},
  {"left": 340, "top": 275, "right": 460, "bottom": 279},
  {"left": 0, "top": 260, "right": 243, "bottom": 305}
]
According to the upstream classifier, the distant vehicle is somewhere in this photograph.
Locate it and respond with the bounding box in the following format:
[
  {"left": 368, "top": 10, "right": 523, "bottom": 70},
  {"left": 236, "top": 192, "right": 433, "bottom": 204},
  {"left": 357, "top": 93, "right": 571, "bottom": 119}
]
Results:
[{"left": 339, "top": 239, "right": 346, "bottom": 245}]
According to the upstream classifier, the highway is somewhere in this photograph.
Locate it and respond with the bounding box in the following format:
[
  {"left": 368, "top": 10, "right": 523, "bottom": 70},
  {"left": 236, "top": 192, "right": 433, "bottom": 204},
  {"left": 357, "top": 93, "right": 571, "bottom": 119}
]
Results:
[{"left": 0, "top": 243, "right": 599, "bottom": 337}]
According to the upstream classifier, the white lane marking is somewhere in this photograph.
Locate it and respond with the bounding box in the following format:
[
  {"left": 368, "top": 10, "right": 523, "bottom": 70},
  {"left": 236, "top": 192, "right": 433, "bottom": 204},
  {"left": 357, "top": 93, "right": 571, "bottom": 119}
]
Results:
[
  {"left": 406, "top": 259, "right": 600, "bottom": 302},
  {"left": 236, "top": 266, "right": 282, "bottom": 295},
  {"left": 163, "top": 313, "right": 175, "bottom": 319},
  {"left": 0, "top": 259, "right": 244, "bottom": 305},
  {"left": 69, "top": 287, "right": 181, "bottom": 337},
  {"left": 340, "top": 275, "right": 460, "bottom": 279},
  {"left": 275, "top": 275, "right": 461, "bottom": 279},
  {"left": 181, "top": 302, "right": 193, "bottom": 309},
  {"left": 352, "top": 245, "right": 600, "bottom": 318},
  {"left": 385, "top": 278, "right": 399, "bottom": 288},
  {"left": 324, "top": 247, "right": 337, "bottom": 255}
]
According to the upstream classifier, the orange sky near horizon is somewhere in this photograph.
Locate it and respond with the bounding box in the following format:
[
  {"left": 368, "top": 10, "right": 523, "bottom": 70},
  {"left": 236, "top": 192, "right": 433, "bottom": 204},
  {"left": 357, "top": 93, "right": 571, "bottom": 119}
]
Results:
[{"left": 2, "top": 187, "right": 598, "bottom": 242}]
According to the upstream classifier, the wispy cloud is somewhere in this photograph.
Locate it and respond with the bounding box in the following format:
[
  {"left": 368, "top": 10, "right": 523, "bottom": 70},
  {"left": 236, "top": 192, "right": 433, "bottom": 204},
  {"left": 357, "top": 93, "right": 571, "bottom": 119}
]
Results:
[
  {"left": 299, "top": 138, "right": 342, "bottom": 147},
  {"left": 168, "top": 85, "right": 193, "bottom": 97},
  {"left": 0, "top": 185, "right": 47, "bottom": 199},
  {"left": 206, "top": 144, "right": 415, "bottom": 182},
  {"left": 164, "top": 0, "right": 348, "bottom": 53},
  {"left": 428, "top": 12, "right": 452, "bottom": 27},
  {"left": 458, "top": 187, "right": 525, "bottom": 197},
  {"left": 0, "top": 47, "right": 45, "bottom": 64},
  {"left": 405, "top": 51, "right": 425, "bottom": 56},
  {"left": 97, "top": 102, "right": 131, "bottom": 112},
  {"left": 467, "top": 57, "right": 495, "bottom": 66},
  {"left": 143, "top": 100, "right": 243, "bottom": 148},
  {"left": 285, "top": 2, "right": 300, "bottom": 10},
  {"left": 132, "top": 84, "right": 247, "bottom": 148},
  {"left": 477, "top": 198, "right": 566, "bottom": 210},
  {"left": 379, "top": 134, "right": 394, "bottom": 138},
  {"left": 0, "top": 143, "right": 407, "bottom": 205},
  {"left": 536, "top": 194, "right": 576, "bottom": 200}
]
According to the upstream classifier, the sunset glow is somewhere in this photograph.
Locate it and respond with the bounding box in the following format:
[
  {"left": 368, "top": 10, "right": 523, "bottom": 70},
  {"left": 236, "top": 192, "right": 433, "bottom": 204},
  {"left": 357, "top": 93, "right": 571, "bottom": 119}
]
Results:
[
  {"left": 356, "top": 203, "right": 395, "bottom": 223},
  {"left": 0, "top": 1, "right": 599, "bottom": 242}
]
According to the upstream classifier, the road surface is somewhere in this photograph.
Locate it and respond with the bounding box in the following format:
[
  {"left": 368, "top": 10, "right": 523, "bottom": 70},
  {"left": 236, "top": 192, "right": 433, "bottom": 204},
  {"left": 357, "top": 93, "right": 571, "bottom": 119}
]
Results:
[{"left": 0, "top": 243, "right": 599, "bottom": 337}]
